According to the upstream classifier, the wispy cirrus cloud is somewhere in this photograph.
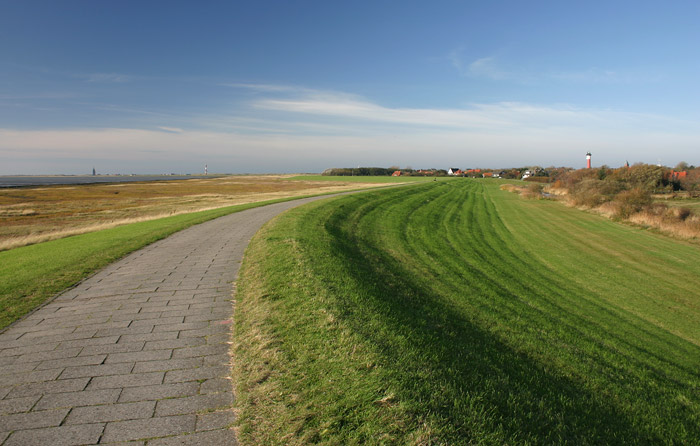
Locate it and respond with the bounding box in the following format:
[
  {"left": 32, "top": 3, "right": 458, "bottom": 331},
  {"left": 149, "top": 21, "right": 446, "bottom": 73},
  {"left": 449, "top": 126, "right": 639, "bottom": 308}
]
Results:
[
  {"left": 220, "top": 82, "right": 308, "bottom": 93},
  {"left": 449, "top": 49, "right": 509, "bottom": 80},
  {"left": 3, "top": 82, "right": 697, "bottom": 174},
  {"left": 82, "top": 72, "right": 132, "bottom": 83},
  {"left": 250, "top": 87, "right": 690, "bottom": 135}
]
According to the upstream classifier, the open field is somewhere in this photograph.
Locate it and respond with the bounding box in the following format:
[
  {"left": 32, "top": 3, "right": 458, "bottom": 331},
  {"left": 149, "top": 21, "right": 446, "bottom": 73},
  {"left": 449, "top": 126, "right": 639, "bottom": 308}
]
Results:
[
  {"left": 0, "top": 175, "right": 386, "bottom": 251},
  {"left": 287, "top": 175, "right": 448, "bottom": 183},
  {"left": 234, "top": 179, "right": 700, "bottom": 444},
  {"left": 656, "top": 196, "right": 700, "bottom": 210}
]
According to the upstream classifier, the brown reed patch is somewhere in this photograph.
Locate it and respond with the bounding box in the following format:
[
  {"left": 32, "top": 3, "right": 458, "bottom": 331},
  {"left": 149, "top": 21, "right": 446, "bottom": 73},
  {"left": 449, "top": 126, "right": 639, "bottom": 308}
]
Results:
[{"left": 0, "top": 175, "right": 387, "bottom": 250}]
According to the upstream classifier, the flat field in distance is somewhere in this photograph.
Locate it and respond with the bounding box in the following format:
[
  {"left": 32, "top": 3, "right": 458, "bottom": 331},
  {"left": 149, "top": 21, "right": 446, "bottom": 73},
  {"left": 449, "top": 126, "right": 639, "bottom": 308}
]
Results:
[
  {"left": 234, "top": 179, "right": 700, "bottom": 445},
  {"left": 0, "top": 175, "right": 387, "bottom": 251},
  {"left": 288, "top": 175, "right": 445, "bottom": 183},
  {"left": 656, "top": 196, "right": 700, "bottom": 210}
]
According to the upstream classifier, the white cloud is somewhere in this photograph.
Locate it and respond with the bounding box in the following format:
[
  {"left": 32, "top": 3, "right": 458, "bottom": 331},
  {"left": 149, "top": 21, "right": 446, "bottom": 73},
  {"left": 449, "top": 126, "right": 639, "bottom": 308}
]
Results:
[
  {"left": 157, "top": 126, "right": 184, "bottom": 133},
  {"left": 83, "top": 73, "right": 131, "bottom": 83},
  {"left": 468, "top": 56, "right": 508, "bottom": 80},
  {"left": 449, "top": 49, "right": 509, "bottom": 80},
  {"left": 3, "top": 83, "right": 699, "bottom": 174}
]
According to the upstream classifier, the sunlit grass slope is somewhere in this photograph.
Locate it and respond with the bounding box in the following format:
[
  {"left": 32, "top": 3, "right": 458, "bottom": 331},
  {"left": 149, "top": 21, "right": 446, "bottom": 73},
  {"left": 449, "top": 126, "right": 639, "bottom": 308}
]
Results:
[{"left": 234, "top": 179, "right": 700, "bottom": 445}]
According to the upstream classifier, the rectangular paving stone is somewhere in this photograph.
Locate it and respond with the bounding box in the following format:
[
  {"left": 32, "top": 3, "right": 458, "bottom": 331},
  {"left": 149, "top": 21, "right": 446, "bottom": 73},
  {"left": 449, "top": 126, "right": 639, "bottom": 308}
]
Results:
[
  {"left": 164, "top": 366, "right": 229, "bottom": 384},
  {"left": 155, "top": 392, "right": 233, "bottom": 417},
  {"left": 0, "top": 395, "right": 41, "bottom": 415},
  {"left": 59, "top": 362, "right": 134, "bottom": 379},
  {"left": 95, "top": 326, "right": 155, "bottom": 337},
  {"left": 58, "top": 336, "right": 120, "bottom": 348},
  {"left": 0, "top": 368, "right": 63, "bottom": 386},
  {"left": 199, "top": 378, "right": 232, "bottom": 395},
  {"left": 105, "top": 349, "right": 172, "bottom": 364},
  {"left": 0, "top": 361, "right": 40, "bottom": 376},
  {"left": 0, "top": 342, "right": 60, "bottom": 358},
  {"left": 101, "top": 414, "right": 196, "bottom": 443},
  {"left": 65, "top": 400, "right": 155, "bottom": 424},
  {"left": 196, "top": 410, "right": 236, "bottom": 431},
  {"left": 20, "top": 330, "right": 99, "bottom": 346},
  {"left": 144, "top": 304, "right": 190, "bottom": 314},
  {"left": 6, "top": 377, "right": 90, "bottom": 398},
  {"left": 153, "top": 322, "right": 209, "bottom": 333},
  {"left": 146, "top": 428, "right": 238, "bottom": 445},
  {"left": 35, "top": 388, "right": 121, "bottom": 410},
  {"left": 87, "top": 371, "right": 164, "bottom": 390},
  {"left": 3, "top": 423, "right": 105, "bottom": 446},
  {"left": 79, "top": 341, "right": 145, "bottom": 356},
  {"left": 130, "top": 316, "right": 184, "bottom": 327},
  {"left": 144, "top": 338, "right": 205, "bottom": 351},
  {"left": 118, "top": 382, "right": 199, "bottom": 403},
  {"left": 16, "top": 327, "right": 76, "bottom": 339},
  {"left": 0, "top": 408, "right": 69, "bottom": 431},
  {"left": 15, "top": 347, "right": 82, "bottom": 364},
  {"left": 172, "top": 344, "right": 229, "bottom": 359},
  {"left": 111, "top": 311, "right": 162, "bottom": 322},
  {"left": 177, "top": 325, "right": 230, "bottom": 338},
  {"left": 75, "top": 320, "right": 132, "bottom": 331},
  {"left": 202, "top": 353, "right": 230, "bottom": 366},
  {"left": 205, "top": 333, "right": 232, "bottom": 345},
  {"left": 132, "top": 357, "right": 203, "bottom": 374},
  {"left": 36, "top": 354, "right": 107, "bottom": 371},
  {"left": 117, "top": 332, "right": 178, "bottom": 343}
]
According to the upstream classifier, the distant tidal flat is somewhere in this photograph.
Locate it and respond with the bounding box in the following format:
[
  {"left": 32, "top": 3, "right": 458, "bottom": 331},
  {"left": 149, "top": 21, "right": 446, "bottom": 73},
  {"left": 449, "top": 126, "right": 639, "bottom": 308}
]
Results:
[{"left": 0, "top": 175, "right": 211, "bottom": 188}]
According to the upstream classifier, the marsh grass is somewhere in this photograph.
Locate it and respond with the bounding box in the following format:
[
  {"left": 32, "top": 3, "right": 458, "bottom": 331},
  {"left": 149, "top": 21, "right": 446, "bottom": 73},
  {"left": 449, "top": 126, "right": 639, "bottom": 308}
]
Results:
[
  {"left": 0, "top": 175, "right": 383, "bottom": 250},
  {"left": 234, "top": 179, "right": 700, "bottom": 444}
]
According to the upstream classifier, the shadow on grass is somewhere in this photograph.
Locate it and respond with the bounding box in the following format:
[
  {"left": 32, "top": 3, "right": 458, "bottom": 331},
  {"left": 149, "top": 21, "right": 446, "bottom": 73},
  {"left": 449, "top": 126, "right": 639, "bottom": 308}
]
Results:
[{"left": 320, "top": 210, "right": 666, "bottom": 444}]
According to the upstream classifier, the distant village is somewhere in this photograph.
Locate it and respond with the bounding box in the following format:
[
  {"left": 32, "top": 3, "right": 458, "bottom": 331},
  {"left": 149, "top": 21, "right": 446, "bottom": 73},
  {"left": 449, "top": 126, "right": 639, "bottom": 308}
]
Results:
[
  {"left": 322, "top": 153, "right": 697, "bottom": 189},
  {"left": 321, "top": 166, "right": 572, "bottom": 181}
]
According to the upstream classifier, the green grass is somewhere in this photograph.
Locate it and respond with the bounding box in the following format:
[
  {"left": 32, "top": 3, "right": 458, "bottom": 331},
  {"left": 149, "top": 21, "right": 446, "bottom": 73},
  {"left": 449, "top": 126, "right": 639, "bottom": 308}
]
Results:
[
  {"left": 287, "top": 175, "right": 449, "bottom": 183},
  {"left": 0, "top": 194, "right": 341, "bottom": 331},
  {"left": 234, "top": 179, "right": 700, "bottom": 445},
  {"left": 657, "top": 197, "right": 700, "bottom": 210}
]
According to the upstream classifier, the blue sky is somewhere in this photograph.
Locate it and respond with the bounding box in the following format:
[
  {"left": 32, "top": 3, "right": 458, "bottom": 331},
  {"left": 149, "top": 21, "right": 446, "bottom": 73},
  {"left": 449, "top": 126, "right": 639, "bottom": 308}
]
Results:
[{"left": 2, "top": 0, "right": 699, "bottom": 174}]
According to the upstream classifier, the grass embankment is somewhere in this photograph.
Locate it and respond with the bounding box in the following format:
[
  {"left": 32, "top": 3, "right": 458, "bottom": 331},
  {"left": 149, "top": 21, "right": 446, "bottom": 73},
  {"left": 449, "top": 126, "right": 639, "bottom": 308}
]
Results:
[
  {"left": 287, "top": 175, "right": 446, "bottom": 183},
  {"left": 234, "top": 179, "right": 700, "bottom": 445},
  {"left": 0, "top": 195, "right": 334, "bottom": 330}
]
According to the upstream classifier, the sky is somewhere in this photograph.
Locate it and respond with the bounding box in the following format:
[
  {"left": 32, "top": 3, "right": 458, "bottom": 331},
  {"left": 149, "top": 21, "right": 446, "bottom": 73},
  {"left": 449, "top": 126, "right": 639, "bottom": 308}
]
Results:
[{"left": 2, "top": 0, "right": 700, "bottom": 174}]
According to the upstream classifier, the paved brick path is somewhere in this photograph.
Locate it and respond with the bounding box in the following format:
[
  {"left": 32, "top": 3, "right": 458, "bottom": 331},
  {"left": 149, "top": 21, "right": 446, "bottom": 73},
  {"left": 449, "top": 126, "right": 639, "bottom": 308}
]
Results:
[{"left": 0, "top": 196, "right": 335, "bottom": 445}]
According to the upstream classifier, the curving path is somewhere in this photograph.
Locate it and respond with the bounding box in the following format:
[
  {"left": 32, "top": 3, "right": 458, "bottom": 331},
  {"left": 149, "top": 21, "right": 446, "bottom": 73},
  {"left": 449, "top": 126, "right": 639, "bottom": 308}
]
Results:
[{"left": 0, "top": 194, "right": 344, "bottom": 445}]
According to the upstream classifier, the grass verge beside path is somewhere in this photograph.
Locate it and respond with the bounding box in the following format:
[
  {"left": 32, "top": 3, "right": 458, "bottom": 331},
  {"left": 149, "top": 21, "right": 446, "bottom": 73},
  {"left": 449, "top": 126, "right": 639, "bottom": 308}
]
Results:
[
  {"left": 234, "top": 179, "right": 700, "bottom": 445},
  {"left": 0, "top": 193, "right": 344, "bottom": 331}
]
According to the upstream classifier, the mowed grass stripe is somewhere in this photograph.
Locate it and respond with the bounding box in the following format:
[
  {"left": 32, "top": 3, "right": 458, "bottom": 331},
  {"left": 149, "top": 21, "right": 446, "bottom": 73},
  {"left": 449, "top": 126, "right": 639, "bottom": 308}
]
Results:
[
  {"left": 234, "top": 180, "right": 700, "bottom": 445},
  {"left": 492, "top": 185, "right": 700, "bottom": 343}
]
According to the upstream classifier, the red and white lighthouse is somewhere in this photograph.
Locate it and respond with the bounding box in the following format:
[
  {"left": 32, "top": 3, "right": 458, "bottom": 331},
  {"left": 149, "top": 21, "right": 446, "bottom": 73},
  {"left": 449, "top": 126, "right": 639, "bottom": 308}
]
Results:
[{"left": 586, "top": 152, "right": 592, "bottom": 169}]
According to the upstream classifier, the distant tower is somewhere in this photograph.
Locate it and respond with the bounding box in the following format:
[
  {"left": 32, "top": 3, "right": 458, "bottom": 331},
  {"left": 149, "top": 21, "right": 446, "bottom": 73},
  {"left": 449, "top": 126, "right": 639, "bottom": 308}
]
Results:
[
  {"left": 205, "top": 164, "right": 208, "bottom": 175},
  {"left": 586, "top": 152, "right": 592, "bottom": 169},
  {"left": 92, "top": 167, "right": 96, "bottom": 176}
]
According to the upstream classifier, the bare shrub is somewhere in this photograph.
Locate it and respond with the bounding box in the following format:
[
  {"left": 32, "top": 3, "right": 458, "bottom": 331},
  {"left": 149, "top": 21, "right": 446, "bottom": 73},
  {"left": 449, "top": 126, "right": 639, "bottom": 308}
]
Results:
[
  {"left": 523, "top": 183, "right": 543, "bottom": 199},
  {"left": 613, "top": 188, "right": 652, "bottom": 218},
  {"left": 570, "top": 179, "right": 611, "bottom": 208},
  {"left": 668, "top": 206, "right": 692, "bottom": 221}
]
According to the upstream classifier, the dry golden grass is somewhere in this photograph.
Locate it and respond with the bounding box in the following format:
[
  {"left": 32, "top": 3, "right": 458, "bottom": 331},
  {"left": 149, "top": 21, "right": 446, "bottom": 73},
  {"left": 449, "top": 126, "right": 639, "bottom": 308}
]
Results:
[{"left": 0, "top": 175, "right": 385, "bottom": 251}]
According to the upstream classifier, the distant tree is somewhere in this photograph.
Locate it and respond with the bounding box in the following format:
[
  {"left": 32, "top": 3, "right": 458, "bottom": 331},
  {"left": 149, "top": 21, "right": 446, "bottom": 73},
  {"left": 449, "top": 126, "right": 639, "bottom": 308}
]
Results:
[{"left": 675, "top": 161, "right": 690, "bottom": 171}]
